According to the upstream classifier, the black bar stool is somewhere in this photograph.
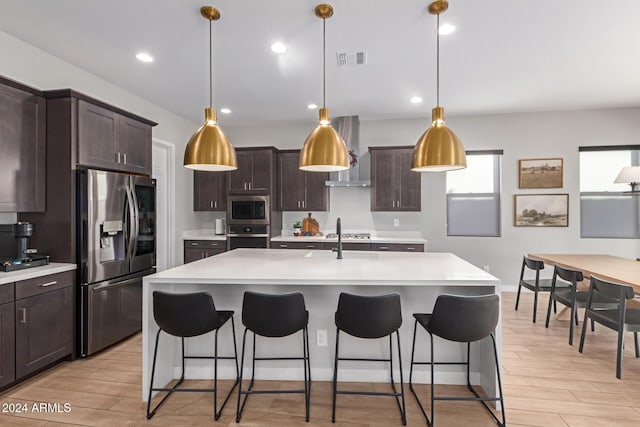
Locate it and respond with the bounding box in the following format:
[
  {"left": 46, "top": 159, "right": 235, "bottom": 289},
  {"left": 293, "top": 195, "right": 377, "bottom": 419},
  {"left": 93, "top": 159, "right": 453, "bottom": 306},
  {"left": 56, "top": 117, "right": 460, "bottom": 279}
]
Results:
[
  {"left": 409, "top": 294, "right": 505, "bottom": 427},
  {"left": 236, "top": 291, "right": 311, "bottom": 423},
  {"left": 332, "top": 292, "right": 406, "bottom": 425},
  {"left": 147, "top": 291, "right": 239, "bottom": 420}
]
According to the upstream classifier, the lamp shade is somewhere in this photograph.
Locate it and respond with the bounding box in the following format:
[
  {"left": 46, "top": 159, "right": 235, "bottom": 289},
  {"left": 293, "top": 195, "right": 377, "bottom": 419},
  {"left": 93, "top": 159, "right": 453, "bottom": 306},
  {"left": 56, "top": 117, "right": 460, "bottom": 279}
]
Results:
[
  {"left": 411, "top": 107, "right": 466, "bottom": 172},
  {"left": 299, "top": 108, "right": 349, "bottom": 172},
  {"left": 184, "top": 108, "right": 237, "bottom": 171},
  {"left": 614, "top": 166, "right": 640, "bottom": 184}
]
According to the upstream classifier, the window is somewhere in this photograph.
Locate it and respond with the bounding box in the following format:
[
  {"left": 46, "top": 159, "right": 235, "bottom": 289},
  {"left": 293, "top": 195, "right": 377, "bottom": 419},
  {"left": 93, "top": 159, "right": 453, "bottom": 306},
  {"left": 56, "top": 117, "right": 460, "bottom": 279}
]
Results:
[
  {"left": 579, "top": 145, "right": 640, "bottom": 238},
  {"left": 446, "top": 150, "right": 502, "bottom": 237}
]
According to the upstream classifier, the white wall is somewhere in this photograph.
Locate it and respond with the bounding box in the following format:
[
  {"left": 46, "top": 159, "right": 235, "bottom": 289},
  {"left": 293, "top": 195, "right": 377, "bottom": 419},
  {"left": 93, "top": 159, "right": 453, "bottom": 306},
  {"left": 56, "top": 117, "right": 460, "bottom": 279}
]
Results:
[
  {"left": 226, "top": 109, "right": 640, "bottom": 288},
  {"left": 0, "top": 30, "right": 198, "bottom": 266}
]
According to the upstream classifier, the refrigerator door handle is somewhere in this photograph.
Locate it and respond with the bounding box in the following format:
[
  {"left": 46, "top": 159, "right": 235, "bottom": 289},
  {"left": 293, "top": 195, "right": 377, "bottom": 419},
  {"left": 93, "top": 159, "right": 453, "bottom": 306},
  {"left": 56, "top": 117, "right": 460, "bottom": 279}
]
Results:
[
  {"left": 130, "top": 179, "right": 140, "bottom": 260},
  {"left": 91, "top": 276, "right": 140, "bottom": 291},
  {"left": 125, "top": 182, "right": 137, "bottom": 263}
]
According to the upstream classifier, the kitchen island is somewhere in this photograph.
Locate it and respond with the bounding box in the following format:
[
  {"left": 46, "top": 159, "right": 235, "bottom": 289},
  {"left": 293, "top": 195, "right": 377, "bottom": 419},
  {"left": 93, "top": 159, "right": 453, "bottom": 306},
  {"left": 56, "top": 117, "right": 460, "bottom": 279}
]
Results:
[{"left": 142, "top": 248, "right": 501, "bottom": 401}]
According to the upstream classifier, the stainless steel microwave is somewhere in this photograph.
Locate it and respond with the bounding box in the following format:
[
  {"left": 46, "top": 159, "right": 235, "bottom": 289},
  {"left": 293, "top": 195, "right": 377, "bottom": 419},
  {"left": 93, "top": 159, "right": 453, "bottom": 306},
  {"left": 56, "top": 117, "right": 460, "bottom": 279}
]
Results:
[{"left": 227, "top": 195, "right": 270, "bottom": 225}]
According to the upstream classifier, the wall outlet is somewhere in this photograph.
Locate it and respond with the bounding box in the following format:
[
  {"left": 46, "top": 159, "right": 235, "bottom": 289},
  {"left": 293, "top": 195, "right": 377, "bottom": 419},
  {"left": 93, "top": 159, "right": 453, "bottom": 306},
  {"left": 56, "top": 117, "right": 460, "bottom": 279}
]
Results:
[
  {"left": 483, "top": 265, "right": 490, "bottom": 273},
  {"left": 317, "top": 330, "right": 327, "bottom": 347},
  {"left": 393, "top": 218, "right": 400, "bottom": 227}
]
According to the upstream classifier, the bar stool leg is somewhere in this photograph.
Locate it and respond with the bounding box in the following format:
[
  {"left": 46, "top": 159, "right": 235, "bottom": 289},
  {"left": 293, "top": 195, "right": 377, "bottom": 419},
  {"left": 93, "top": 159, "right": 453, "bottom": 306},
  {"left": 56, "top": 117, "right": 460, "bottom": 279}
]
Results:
[
  {"left": 395, "top": 331, "right": 407, "bottom": 425},
  {"left": 213, "top": 317, "right": 239, "bottom": 421},
  {"left": 146, "top": 328, "right": 162, "bottom": 419},
  {"left": 302, "top": 326, "right": 310, "bottom": 422},
  {"left": 429, "top": 332, "right": 435, "bottom": 427},
  {"left": 331, "top": 329, "right": 340, "bottom": 423},
  {"left": 236, "top": 328, "right": 249, "bottom": 423}
]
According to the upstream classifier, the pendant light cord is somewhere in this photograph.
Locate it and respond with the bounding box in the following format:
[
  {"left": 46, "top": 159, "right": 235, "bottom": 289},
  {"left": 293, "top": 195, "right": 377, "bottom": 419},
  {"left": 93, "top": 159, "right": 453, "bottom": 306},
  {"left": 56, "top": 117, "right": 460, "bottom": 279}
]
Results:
[
  {"left": 209, "top": 18, "right": 213, "bottom": 108},
  {"left": 322, "top": 17, "right": 326, "bottom": 108},
  {"left": 436, "top": 12, "right": 440, "bottom": 107}
]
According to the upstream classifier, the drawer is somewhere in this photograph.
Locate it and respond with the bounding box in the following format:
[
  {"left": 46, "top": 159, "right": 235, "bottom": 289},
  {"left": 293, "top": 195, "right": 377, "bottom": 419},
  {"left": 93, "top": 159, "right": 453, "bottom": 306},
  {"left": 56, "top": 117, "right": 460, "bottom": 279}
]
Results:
[
  {"left": 185, "top": 240, "right": 225, "bottom": 248},
  {"left": 0, "top": 283, "right": 14, "bottom": 304},
  {"left": 324, "top": 242, "right": 371, "bottom": 251},
  {"left": 15, "top": 271, "right": 74, "bottom": 300},
  {"left": 272, "top": 241, "right": 324, "bottom": 250},
  {"left": 371, "top": 243, "right": 424, "bottom": 252}
]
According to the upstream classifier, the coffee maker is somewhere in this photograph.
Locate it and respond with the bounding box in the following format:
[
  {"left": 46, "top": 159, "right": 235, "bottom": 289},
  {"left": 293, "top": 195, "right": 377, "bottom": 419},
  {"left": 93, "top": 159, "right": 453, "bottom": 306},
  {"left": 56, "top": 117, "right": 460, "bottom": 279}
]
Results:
[{"left": 0, "top": 222, "right": 49, "bottom": 271}]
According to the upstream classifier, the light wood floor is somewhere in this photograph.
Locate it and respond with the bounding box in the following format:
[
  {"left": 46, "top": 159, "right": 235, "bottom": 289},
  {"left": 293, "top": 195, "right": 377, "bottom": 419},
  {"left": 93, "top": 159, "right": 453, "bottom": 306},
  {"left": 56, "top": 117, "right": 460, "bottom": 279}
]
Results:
[{"left": 2, "top": 292, "right": 640, "bottom": 426}]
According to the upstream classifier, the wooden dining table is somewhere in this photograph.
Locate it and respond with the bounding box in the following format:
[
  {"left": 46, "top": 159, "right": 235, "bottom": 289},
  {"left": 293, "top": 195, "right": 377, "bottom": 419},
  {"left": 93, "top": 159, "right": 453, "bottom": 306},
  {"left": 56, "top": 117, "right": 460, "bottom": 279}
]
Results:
[{"left": 529, "top": 253, "right": 640, "bottom": 292}]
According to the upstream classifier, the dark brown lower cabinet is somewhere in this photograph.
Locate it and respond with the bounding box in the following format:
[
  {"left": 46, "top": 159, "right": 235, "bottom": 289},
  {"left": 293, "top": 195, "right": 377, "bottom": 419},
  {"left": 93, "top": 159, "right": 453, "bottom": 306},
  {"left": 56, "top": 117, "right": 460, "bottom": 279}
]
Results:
[
  {"left": 15, "top": 285, "right": 73, "bottom": 379},
  {"left": 184, "top": 240, "right": 226, "bottom": 264},
  {"left": 0, "top": 300, "right": 15, "bottom": 388},
  {"left": 371, "top": 243, "right": 424, "bottom": 252}
]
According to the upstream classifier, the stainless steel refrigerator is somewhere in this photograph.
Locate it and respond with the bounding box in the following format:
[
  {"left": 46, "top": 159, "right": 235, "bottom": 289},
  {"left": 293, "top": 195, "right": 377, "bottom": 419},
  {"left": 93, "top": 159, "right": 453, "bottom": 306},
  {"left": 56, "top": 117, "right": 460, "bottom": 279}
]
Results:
[{"left": 77, "top": 169, "right": 156, "bottom": 356}]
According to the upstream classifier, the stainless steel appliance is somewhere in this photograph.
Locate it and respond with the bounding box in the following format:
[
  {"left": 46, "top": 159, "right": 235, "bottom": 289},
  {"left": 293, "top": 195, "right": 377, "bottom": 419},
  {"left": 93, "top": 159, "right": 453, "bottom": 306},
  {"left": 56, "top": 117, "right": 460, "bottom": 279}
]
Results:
[
  {"left": 0, "top": 222, "right": 49, "bottom": 271},
  {"left": 228, "top": 195, "right": 270, "bottom": 225},
  {"left": 77, "top": 169, "right": 156, "bottom": 356},
  {"left": 227, "top": 224, "right": 269, "bottom": 250}
]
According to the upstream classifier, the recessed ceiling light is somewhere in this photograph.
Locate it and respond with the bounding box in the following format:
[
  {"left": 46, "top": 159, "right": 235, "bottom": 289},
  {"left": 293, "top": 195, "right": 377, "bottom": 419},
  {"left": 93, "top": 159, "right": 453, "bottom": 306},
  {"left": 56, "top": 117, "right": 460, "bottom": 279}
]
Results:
[
  {"left": 135, "top": 52, "right": 154, "bottom": 63},
  {"left": 438, "top": 23, "right": 456, "bottom": 35},
  {"left": 220, "top": 108, "right": 231, "bottom": 114},
  {"left": 307, "top": 103, "right": 318, "bottom": 110},
  {"left": 410, "top": 96, "right": 423, "bottom": 104},
  {"left": 270, "top": 42, "right": 288, "bottom": 54}
]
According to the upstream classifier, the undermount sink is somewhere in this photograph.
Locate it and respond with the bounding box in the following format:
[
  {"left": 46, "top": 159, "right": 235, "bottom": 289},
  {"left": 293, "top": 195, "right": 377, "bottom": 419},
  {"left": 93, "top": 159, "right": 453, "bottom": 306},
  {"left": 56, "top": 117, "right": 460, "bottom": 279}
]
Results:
[{"left": 303, "top": 250, "right": 380, "bottom": 259}]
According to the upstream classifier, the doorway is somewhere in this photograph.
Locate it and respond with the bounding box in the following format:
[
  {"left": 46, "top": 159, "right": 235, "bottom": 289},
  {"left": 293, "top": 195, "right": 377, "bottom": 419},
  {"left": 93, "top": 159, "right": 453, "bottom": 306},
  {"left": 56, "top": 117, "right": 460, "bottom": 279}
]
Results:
[{"left": 152, "top": 139, "right": 175, "bottom": 271}]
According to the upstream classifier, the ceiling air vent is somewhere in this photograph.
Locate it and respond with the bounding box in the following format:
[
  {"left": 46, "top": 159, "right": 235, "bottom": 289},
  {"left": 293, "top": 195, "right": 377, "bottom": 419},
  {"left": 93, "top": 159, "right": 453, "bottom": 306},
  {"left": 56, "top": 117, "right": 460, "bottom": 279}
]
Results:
[{"left": 336, "top": 51, "right": 367, "bottom": 67}]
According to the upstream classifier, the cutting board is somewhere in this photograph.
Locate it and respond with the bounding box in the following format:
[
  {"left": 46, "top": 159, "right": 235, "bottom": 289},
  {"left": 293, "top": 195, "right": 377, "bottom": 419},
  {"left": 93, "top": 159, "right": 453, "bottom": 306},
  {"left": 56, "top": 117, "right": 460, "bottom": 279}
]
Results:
[{"left": 301, "top": 213, "right": 320, "bottom": 235}]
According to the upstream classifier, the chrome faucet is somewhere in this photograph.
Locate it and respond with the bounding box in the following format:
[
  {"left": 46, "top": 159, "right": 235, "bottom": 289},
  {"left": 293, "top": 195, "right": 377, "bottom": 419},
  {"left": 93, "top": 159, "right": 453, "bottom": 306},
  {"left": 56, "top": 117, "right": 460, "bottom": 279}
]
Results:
[{"left": 333, "top": 217, "right": 343, "bottom": 259}]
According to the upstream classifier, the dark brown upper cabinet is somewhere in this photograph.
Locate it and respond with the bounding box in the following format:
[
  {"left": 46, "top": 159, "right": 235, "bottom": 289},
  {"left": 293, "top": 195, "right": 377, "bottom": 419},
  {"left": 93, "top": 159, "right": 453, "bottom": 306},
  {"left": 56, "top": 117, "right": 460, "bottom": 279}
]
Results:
[
  {"left": 193, "top": 170, "right": 227, "bottom": 211},
  {"left": 370, "top": 146, "right": 421, "bottom": 211},
  {"left": 277, "top": 150, "right": 329, "bottom": 211},
  {"left": 0, "top": 77, "right": 46, "bottom": 212},
  {"left": 228, "top": 147, "right": 277, "bottom": 194},
  {"left": 77, "top": 99, "right": 152, "bottom": 175}
]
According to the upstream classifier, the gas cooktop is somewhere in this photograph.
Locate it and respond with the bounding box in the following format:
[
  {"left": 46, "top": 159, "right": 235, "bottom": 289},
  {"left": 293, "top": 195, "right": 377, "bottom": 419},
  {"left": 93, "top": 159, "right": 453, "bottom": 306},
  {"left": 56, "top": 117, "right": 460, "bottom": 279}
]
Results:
[{"left": 324, "top": 233, "right": 371, "bottom": 240}]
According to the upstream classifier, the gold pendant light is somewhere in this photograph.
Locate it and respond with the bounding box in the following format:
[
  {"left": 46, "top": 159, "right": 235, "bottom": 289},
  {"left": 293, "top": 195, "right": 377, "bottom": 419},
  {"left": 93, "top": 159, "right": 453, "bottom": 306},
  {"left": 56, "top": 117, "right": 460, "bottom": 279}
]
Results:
[
  {"left": 411, "top": 0, "right": 466, "bottom": 172},
  {"left": 184, "top": 6, "right": 237, "bottom": 171},
  {"left": 299, "top": 4, "right": 349, "bottom": 172}
]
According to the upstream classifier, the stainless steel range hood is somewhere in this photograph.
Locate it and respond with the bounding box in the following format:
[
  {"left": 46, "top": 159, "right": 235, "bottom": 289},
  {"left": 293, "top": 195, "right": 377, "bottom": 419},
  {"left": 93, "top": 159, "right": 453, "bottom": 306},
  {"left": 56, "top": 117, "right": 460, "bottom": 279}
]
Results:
[{"left": 325, "top": 115, "right": 371, "bottom": 187}]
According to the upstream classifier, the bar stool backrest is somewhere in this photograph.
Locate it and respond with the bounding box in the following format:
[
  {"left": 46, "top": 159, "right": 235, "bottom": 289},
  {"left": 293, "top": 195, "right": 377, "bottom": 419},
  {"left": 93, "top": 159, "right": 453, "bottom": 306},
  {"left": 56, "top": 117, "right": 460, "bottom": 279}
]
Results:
[
  {"left": 153, "top": 291, "right": 221, "bottom": 338},
  {"left": 427, "top": 294, "right": 499, "bottom": 343},
  {"left": 242, "top": 291, "right": 308, "bottom": 337},
  {"left": 554, "top": 265, "right": 583, "bottom": 284},
  {"left": 335, "top": 293, "right": 402, "bottom": 339}
]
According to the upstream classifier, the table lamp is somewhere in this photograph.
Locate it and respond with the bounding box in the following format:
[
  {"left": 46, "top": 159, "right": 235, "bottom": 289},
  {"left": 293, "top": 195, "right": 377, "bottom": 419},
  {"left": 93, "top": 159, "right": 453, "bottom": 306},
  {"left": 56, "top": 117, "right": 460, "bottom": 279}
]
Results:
[{"left": 614, "top": 166, "right": 640, "bottom": 193}]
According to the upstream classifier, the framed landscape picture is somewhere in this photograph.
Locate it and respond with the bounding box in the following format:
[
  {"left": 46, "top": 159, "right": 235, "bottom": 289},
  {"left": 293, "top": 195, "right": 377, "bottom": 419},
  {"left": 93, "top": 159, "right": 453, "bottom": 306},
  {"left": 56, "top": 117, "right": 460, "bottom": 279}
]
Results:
[
  {"left": 514, "top": 194, "right": 569, "bottom": 227},
  {"left": 518, "top": 158, "right": 563, "bottom": 189}
]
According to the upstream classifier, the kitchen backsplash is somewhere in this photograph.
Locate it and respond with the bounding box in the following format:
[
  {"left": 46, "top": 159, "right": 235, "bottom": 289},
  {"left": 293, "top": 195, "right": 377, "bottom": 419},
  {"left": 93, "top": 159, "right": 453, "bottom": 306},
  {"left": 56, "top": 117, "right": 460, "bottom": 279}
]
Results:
[{"left": 0, "top": 213, "right": 17, "bottom": 223}]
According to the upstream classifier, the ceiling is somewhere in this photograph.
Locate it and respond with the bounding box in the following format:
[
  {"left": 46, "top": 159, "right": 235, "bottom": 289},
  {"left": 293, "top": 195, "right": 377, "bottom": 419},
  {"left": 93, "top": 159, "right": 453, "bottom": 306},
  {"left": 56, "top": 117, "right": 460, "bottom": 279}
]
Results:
[{"left": 2, "top": 0, "right": 640, "bottom": 126}]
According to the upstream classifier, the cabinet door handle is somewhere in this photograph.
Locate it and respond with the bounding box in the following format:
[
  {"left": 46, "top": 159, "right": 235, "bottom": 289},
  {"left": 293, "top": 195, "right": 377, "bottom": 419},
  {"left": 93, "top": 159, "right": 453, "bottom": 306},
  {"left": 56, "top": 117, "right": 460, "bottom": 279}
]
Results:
[
  {"left": 191, "top": 242, "right": 199, "bottom": 246},
  {"left": 248, "top": 182, "right": 252, "bottom": 190},
  {"left": 39, "top": 280, "right": 58, "bottom": 288},
  {"left": 201, "top": 252, "right": 205, "bottom": 259},
  {"left": 116, "top": 152, "right": 121, "bottom": 163},
  {"left": 244, "top": 183, "right": 247, "bottom": 190},
  {"left": 406, "top": 247, "right": 416, "bottom": 251},
  {"left": 302, "top": 200, "right": 305, "bottom": 208},
  {"left": 123, "top": 153, "right": 127, "bottom": 164},
  {"left": 214, "top": 201, "right": 217, "bottom": 208},
  {"left": 306, "top": 245, "right": 316, "bottom": 248},
  {"left": 397, "top": 200, "right": 400, "bottom": 208},
  {"left": 378, "top": 246, "right": 389, "bottom": 250},
  {"left": 19, "top": 308, "right": 27, "bottom": 324},
  {"left": 297, "top": 201, "right": 300, "bottom": 208},
  {"left": 392, "top": 200, "right": 396, "bottom": 208},
  {"left": 210, "top": 201, "right": 214, "bottom": 208},
  {"left": 279, "top": 244, "right": 288, "bottom": 248}
]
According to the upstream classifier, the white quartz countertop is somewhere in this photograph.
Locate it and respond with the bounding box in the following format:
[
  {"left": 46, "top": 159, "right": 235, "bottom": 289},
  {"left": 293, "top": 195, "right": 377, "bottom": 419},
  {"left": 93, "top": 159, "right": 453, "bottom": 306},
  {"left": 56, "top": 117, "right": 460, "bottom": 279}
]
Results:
[
  {"left": 0, "top": 263, "right": 77, "bottom": 285},
  {"left": 271, "top": 235, "right": 427, "bottom": 244},
  {"left": 145, "top": 248, "right": 497, "bottom": 287},
  {"left": 183, "top": 229, "right": 226, "bottom": 241}
]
